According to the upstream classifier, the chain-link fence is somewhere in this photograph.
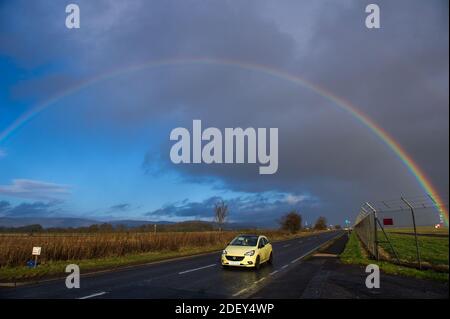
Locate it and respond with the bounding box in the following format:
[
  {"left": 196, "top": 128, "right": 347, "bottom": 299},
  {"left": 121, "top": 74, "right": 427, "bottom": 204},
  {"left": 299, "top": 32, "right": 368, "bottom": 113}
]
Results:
[
  {"left": 354, "top": 208, "right": 378, "bottom": 258},
  {"left": 353, "top": 195, "right": 448, "bottom": 270}
]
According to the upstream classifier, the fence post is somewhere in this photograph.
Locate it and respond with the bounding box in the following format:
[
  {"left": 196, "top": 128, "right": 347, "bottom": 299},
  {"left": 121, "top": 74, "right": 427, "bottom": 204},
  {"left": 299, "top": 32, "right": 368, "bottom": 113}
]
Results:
[
  {"left": 366, "top": 203, "right": 379, "bottom": 261},
  {"left": 375, "top": 216, "right": 401, "bottom": 263},
  {"left": 401, "top": 197, "right": 422, "bottom": 269}
]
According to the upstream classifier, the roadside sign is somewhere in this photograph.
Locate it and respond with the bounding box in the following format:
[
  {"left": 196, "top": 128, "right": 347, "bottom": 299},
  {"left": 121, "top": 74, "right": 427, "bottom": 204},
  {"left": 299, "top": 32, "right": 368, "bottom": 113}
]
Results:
[
  {"left": 31, "top": 247, "right": 41, "bottom": 268},
  {"left": 32, "top": 247, "right": 41, "bottom": 256},
  {"left": 383, "top": 218, "right": 394, "bottom": 226}
]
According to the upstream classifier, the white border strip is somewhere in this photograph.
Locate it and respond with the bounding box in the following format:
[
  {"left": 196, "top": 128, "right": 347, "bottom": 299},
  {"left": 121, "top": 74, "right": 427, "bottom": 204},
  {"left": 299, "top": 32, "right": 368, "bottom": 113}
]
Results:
[
  {"left": 78, "top": 291, "right": 107, "bottom": 299},
  {"left": 178, "top": 263, "right": 216, "bottom": 275}
]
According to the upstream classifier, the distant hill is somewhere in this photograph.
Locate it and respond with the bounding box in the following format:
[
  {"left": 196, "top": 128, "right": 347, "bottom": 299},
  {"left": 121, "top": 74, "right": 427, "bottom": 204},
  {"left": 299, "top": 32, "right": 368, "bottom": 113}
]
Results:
[
  {"left": 0, "top": 217, "right": 175, "bottom": 229},
  {"left": 0, "top": 217, "right": 258, "bottom": 231},
  {"left": 108, "top": 220, "right": 174, "bottom": 227},
  {"left": 0, "top": 217, "right": 99, "bottom": 228}
]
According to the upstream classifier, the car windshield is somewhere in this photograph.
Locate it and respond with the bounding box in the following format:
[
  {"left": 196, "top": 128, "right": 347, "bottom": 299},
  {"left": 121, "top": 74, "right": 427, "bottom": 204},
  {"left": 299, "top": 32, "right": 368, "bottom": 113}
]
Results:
[{"left": 230, "top": 235, "right": 259, "bottom": 247}]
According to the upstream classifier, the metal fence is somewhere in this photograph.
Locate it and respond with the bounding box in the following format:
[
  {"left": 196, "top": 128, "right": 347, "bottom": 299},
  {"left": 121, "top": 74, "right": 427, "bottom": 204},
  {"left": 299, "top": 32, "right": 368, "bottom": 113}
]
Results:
[
  {"left": 354, "top": 208, "right": 378, "bottom": 258},
  {"left": 353, "top": 195, "right": 448, "bottom": 269}
]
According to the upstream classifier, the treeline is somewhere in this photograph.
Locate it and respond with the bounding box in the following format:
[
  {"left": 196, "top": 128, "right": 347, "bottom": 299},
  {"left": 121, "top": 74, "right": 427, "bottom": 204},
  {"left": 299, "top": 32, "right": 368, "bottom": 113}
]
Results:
[
  {"left": 0, "top": 221, "right": 217, "bottom": 234},
  {"left": 0, "top": 213, "right": 342, "bottom": 234},
  {"left": 279, "top": 211, "right": 341, "bottom": 233}
]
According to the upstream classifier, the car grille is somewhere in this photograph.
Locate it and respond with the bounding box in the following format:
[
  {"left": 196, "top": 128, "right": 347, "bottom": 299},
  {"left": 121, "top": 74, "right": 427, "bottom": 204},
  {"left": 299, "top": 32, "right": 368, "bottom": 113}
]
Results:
[{"left": 225, "top": 256, "right": 244, "bottom": 261}]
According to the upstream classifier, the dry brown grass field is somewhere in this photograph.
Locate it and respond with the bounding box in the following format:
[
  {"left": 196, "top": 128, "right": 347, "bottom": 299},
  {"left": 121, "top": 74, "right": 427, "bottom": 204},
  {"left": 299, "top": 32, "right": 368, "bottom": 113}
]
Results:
[
  {"left": 0, "top": 230, "right": 313, "bottom": 268},
  {"left": 0, "top": 231, "right": 235, "bottom": 267}
]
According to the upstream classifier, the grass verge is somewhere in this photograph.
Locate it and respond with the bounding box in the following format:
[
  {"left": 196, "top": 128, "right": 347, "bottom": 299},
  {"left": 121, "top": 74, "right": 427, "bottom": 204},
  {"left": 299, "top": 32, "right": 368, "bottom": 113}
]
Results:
[
  {"left": 379, "top": 232, "right": 448, "bottom": 268},
  {"left": 0, "top": 245, "right": 225, "bottom": 283},
  {"left": 385, "top": 226, "right": 449, "bottom": 235},
  {"left": 340, "top": 231, "right": 449, "bottom": 282}
]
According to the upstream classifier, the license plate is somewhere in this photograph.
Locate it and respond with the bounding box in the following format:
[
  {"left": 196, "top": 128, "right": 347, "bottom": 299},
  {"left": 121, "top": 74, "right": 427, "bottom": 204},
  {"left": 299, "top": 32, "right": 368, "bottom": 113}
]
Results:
[{"left": 228, "top": 261, "right": 241, "bottom": 266}]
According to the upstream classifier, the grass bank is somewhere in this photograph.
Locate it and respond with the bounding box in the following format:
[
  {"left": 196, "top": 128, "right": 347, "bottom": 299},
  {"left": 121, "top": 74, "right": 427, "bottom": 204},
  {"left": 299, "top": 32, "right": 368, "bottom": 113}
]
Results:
[
  {"left": 340, "top": 231, "right": 448, "bottom": 282},
  {"left": 378, "top": 232, "right": 448, "bottom": 270}
]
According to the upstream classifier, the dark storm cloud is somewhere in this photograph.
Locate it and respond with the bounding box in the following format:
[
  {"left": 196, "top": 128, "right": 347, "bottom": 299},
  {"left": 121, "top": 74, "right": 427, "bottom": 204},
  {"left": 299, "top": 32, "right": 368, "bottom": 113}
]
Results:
[
  {"left": 0, "top": 0, "right": 295, "bottom": 72},
  {"left": 1, "top": 1, "right": 448, "bottom": 224},
  {"left": 136, "top": 0, "right": 448, "bottom": 223},
  {"left": 295, "top": 0, "right": 449, "bottom": 194}
]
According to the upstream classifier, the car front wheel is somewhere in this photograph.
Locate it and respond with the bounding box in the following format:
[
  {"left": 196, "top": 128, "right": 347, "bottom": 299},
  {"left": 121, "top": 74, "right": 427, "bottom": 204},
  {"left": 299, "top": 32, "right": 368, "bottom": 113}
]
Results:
[
  {"left": 268, "top": 252, "right": 273, "bottom": 265},
  {"left": 254, "top": 256, "right": 261, "bottom": 270}
]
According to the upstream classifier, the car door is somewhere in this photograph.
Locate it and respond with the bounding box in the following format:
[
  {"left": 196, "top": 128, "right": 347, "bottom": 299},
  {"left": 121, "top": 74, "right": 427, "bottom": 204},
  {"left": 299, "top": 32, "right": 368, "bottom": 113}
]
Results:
[
  {"left": 264, "top": 237, "right": 272, "bottom": 259},
  {"left": 262, "top": 237, "right": 270, "bottom": 261},
  {"left": 257, "top": 237, "right": 266, "bottom": 261},
  {"left": 260, "top": 237, "right": 269, "bottom": 261}
]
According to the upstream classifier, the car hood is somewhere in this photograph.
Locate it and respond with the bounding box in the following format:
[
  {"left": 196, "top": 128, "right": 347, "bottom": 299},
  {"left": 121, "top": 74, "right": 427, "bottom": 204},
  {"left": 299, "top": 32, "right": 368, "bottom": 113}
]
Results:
[{"left": 225, "top": 245, "right": 256, "bottom": 256}]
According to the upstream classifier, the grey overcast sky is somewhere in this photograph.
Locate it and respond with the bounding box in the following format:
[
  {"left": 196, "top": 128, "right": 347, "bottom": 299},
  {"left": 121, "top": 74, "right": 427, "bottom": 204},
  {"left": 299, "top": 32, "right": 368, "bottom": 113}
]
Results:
[{"left": 0, "top": 0, "right": 448, "bottom": 226}]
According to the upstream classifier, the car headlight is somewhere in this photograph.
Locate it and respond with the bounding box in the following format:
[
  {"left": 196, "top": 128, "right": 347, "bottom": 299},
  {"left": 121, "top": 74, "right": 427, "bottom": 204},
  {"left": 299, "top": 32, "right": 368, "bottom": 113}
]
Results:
[
  {"left": 222, "top": 250, "right": 227, "bottom": 255},
  {"left": 244, "top": 250, "right": 255, "bottom": 256}
]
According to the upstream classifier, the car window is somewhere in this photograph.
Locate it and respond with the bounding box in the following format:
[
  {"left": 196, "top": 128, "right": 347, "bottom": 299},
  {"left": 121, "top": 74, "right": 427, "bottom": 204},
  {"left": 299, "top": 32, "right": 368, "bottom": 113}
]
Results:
[
  {"left": 258, "top": 237, "right": 265, "bottom": 248},
  {"left": 230, "top": 235, "right": 258, "bottom": 246}
]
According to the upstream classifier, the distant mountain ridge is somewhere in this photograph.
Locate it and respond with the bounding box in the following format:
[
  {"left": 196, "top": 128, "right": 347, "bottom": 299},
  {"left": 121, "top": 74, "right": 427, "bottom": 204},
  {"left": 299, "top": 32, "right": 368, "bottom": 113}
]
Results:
[
  {"left": 0, "top": 217, "right": 173, "bottom": 228},
  {"left": 108, "top": 220, "right": 175, "bottom": 227},
  {"left": 0, "top": 217, "right": 99, "bottom": 228},
  {"left": 0, "top": 217, "right": 254, "bottom": 230}
]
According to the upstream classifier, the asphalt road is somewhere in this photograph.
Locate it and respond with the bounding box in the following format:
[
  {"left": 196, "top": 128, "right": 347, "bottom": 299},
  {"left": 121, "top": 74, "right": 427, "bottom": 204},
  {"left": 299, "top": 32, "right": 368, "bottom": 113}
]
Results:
[{"left": 0, "top": 230, "right": 343, "bottom": 299}]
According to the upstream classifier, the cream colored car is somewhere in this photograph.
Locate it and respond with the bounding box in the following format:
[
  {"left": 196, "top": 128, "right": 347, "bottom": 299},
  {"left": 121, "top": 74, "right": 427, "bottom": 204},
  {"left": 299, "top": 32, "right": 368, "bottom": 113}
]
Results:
[{"left": 221, "top": 235, "right": 273, "bottom": 269}]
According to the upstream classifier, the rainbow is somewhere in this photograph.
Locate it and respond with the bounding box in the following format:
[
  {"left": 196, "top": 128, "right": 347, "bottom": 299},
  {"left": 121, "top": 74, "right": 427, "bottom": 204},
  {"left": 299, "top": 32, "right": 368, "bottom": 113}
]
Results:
[{"left": 0, "top": 57, "right": 448, "bottom": 225}]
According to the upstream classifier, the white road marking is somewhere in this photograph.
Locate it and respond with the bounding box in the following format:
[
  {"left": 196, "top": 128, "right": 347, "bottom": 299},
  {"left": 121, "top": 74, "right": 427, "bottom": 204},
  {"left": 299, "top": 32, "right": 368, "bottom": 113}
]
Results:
[
  {"left": 78, "top": 291, "right": 107, "bottom": 299},
  {"left": 282, "top": 244, "right": 291, "bottom": 248},
  {"left": 281, "top": 264, "right": 289, "bottom": 269},
  {"left": 291, "top": 236, "right": 339, "bottom": 264},
  {"left": 233, "top": 287, "right": 249, "bottom": 297},
  {"left": 233, "top": 277, "right": 266, "bottom": 296},
  {"left": 178, "top": 263, "right": 216, "bottom": 275},
  {"left": 291, "top": 256, "right": 304, "bottom": 264}
]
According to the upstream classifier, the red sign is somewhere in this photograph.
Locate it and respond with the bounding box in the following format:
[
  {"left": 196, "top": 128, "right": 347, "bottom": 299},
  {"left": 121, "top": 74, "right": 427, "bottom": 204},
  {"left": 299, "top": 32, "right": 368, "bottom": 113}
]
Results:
[{"left": 383, "top": 218, "right": 394, "bottom": 226}]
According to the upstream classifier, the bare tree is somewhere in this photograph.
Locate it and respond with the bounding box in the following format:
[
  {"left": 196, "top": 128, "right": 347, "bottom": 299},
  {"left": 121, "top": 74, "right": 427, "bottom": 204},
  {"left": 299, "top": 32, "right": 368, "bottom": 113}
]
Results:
[
  {"left": 214, "top": 200, "right": 228, "bottom": 232},
  {"left": 279, "top": 211, "right": 302, "bottom": 233},
  {"left": 314, "top": 216, "right": 328, "bottom": 230}
]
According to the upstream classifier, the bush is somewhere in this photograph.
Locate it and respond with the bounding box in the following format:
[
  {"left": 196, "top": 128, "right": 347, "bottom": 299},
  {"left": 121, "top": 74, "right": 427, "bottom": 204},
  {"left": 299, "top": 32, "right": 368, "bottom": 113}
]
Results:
[
  {"left": 314, "top": 216, "right": 327, "bottom": 230},
  {"left": 280, "top": 211, "right": 302, "bottom": 233}
]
